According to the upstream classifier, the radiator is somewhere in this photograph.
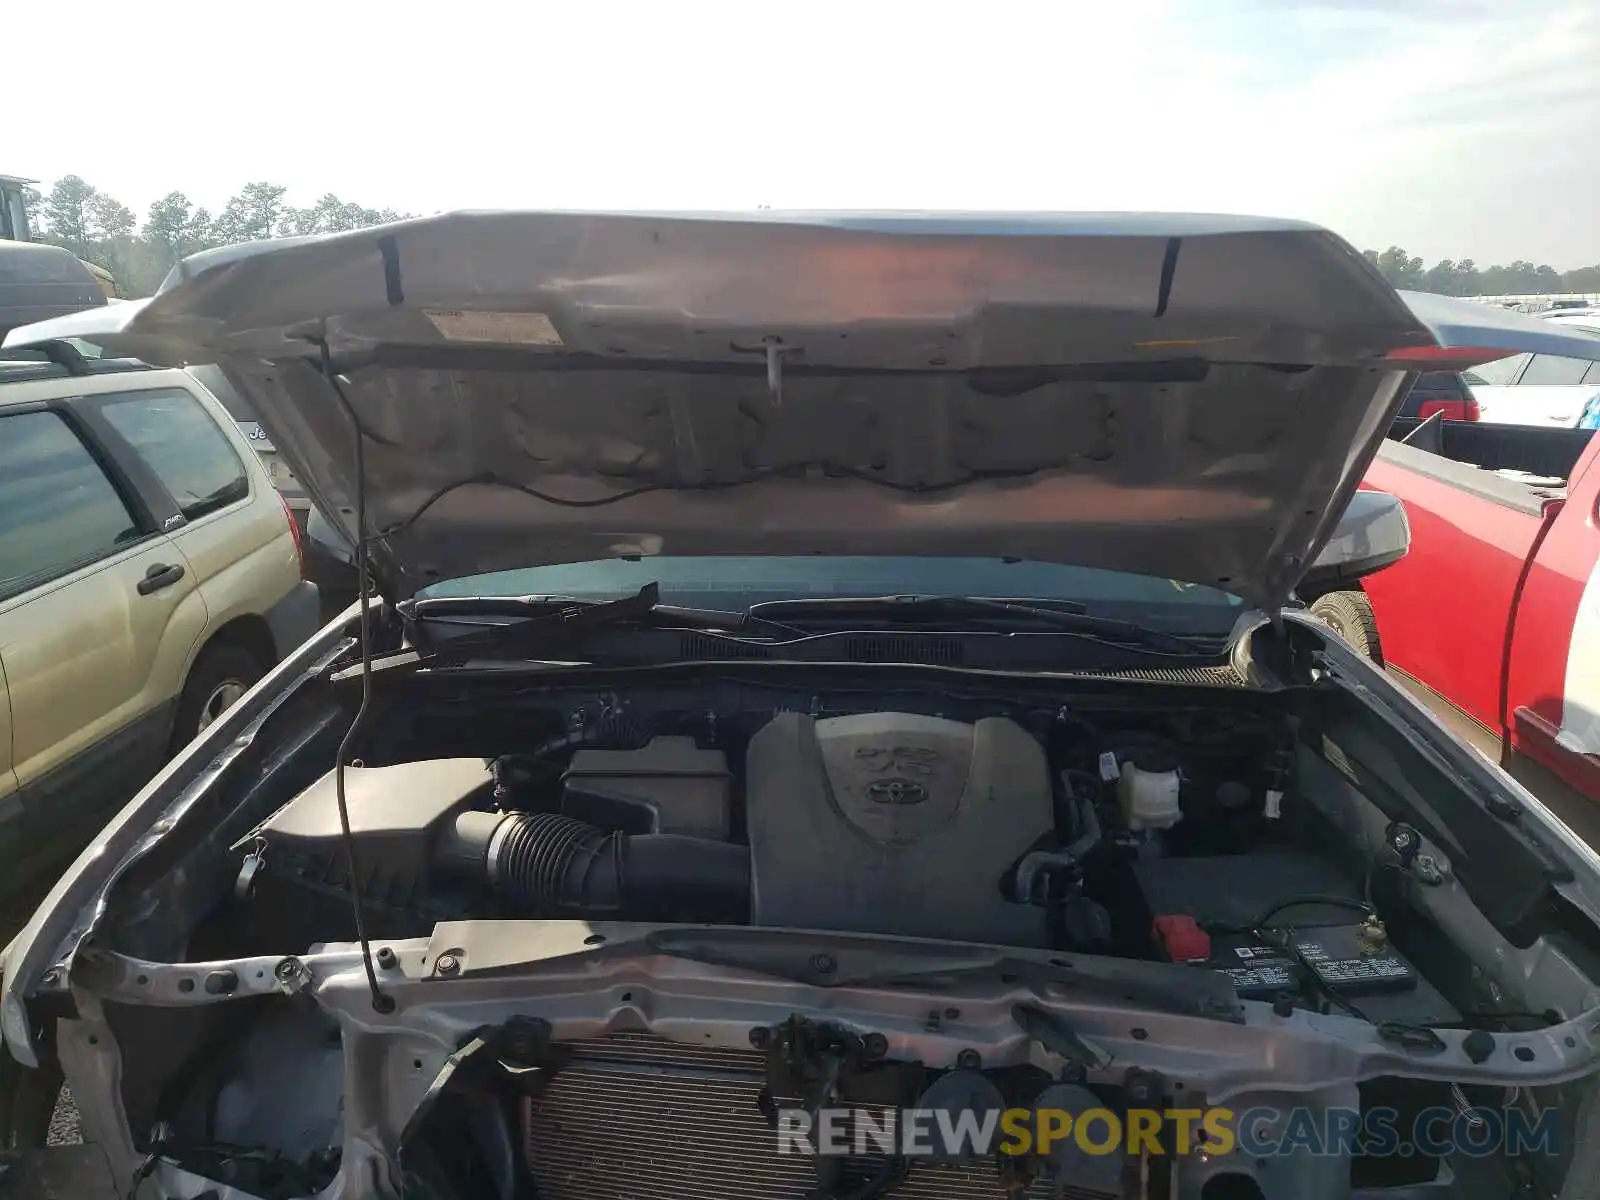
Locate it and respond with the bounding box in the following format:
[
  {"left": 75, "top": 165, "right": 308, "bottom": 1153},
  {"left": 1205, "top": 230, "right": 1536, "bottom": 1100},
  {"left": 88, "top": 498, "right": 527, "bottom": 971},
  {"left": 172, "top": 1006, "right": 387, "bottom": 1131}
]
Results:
[{"left": 521, "top": 1033, "right": 1122, "bottom": 1200}]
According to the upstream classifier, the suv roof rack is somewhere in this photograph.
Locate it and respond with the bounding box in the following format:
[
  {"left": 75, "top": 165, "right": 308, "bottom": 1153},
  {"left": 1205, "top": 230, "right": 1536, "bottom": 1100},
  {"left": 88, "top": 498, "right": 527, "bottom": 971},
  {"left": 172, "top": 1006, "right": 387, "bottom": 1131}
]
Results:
[{"left": 0, "top": 338, "right": 154, "bottom": 382}]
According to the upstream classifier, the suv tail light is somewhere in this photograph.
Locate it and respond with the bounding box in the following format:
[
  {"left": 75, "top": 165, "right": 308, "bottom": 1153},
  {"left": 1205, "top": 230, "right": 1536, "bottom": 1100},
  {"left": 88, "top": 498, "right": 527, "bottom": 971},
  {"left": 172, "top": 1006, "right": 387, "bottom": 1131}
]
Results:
[
  {"left": 281, "top": 495, "right": 306, "bottom": 578},
  {"left": 1416, "top": 398, "right": 1479, "bottom": 422}
]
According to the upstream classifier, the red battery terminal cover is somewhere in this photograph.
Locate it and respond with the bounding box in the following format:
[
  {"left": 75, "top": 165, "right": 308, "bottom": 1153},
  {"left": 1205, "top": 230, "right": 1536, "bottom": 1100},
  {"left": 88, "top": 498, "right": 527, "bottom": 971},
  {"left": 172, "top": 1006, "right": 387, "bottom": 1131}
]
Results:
[{"left": 1153, "top": 914, "right": 1212, "bottom": 962}]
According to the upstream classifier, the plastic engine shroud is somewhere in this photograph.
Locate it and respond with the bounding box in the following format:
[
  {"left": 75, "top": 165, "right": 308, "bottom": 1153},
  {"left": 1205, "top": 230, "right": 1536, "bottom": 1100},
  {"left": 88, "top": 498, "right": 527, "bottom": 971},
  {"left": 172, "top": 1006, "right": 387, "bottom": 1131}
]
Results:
[{"left": 744, "top": 711, "right": 1053, "bottom": 946}]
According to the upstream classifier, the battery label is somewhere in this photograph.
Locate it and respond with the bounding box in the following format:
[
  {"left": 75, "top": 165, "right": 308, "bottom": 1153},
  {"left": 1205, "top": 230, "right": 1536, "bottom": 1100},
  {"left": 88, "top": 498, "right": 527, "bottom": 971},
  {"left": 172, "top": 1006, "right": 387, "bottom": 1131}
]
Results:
[
  {"left": 1209, "top": 943, "right": 1298, "bottom": 996},
  {"left": 1218, "top": 963, "right": 1298, "bottom": 991},
  {"left": 1291, "top": 936, "right": 1416, "bottom": 992}
]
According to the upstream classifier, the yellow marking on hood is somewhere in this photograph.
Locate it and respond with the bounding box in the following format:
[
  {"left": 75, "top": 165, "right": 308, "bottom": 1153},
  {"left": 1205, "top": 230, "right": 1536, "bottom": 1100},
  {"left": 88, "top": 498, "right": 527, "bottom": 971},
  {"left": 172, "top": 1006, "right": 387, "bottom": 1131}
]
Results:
[{"left": 1133, "top": 336, "right": 1242, "bottom": 349}]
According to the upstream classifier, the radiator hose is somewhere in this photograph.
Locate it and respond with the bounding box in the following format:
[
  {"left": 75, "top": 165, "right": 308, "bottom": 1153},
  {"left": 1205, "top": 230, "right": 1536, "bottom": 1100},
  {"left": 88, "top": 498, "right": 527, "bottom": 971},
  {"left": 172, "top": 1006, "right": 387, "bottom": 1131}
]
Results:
[{"left": 437, "top": 810, "right": 750, "bottom": 923}]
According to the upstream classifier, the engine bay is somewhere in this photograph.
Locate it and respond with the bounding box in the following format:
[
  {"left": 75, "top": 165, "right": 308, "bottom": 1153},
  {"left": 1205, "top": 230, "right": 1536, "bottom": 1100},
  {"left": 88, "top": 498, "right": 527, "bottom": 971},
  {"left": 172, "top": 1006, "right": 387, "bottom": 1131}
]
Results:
[
  {"left": 229, "top": 694, "right": 1458, "bottom": 1027},
  {"left": 87, "top": 672, "right": 1597, "bottom": 1200}
]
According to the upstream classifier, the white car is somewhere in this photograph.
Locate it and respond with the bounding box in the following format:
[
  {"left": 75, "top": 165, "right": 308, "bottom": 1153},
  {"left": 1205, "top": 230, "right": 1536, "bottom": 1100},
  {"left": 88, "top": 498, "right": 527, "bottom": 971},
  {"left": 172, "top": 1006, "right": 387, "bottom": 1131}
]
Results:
[{"left": 1464, "top": 314, "right": 1600, "bottom": 429}]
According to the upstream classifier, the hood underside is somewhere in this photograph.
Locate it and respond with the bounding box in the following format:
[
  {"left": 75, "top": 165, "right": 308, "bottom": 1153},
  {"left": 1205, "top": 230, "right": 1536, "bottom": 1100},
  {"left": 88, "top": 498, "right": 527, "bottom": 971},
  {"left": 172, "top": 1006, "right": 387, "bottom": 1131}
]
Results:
[{"left": 12, "top": 210, "right": 1580, "bottom": 611}]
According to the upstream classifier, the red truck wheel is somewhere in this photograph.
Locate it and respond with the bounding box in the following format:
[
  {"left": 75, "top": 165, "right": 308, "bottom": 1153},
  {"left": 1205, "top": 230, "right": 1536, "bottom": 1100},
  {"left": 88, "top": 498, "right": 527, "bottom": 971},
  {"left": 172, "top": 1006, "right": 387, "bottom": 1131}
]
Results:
[{"left": 1309, "top": 590, "right": 1382, "bottom": 661}]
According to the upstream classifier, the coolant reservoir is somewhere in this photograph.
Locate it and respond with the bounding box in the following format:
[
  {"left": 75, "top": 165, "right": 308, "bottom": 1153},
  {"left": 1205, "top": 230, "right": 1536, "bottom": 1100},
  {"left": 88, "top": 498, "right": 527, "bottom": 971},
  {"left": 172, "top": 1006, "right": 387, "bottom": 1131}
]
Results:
[{"left": 1117, "top": 761, "right": 1182, "bottom": 831}]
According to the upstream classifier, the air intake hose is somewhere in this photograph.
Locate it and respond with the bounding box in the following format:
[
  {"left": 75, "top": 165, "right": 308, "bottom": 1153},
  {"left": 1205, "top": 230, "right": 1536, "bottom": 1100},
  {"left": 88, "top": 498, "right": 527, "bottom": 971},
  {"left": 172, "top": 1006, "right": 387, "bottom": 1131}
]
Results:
[{"left": 437, "top": 811, "right": 750, "bottom": 923}]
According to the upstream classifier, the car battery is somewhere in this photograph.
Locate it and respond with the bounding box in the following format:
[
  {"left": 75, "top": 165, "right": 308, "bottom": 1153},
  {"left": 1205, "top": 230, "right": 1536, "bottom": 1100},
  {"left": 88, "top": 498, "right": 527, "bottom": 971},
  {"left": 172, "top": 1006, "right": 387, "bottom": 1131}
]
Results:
[
  {"left": 1201, "top": 925, "right": 1458, "bottom": 1023},
  {"left": 1132, "top": 851, "right": 1460, "bottom": 1023},
  {"left": 1195, "top": 925, "right": 1458, "bottom": 1023}
]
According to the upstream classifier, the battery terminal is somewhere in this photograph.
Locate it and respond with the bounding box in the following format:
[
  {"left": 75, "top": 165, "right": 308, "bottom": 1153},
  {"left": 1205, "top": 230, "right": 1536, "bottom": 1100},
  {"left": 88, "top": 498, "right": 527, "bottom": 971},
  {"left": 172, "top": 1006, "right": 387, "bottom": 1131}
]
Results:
[{"left": 1358, "top": 915, "right": 1388, "bottom": 954}]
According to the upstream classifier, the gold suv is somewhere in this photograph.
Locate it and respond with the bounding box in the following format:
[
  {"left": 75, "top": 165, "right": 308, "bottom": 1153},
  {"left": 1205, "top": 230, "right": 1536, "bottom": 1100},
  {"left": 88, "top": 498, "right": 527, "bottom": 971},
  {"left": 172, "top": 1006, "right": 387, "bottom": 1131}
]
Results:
[{"left": 0, "top": 343, "right": 319, "bottom": 897}]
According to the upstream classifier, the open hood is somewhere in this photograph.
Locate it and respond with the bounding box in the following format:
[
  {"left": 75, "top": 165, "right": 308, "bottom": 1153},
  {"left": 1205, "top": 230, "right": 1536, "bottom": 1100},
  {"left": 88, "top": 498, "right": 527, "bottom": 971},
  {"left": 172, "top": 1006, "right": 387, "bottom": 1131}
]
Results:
[{"left": 10, "top": 211, "right": 1597, "bottom": 611}]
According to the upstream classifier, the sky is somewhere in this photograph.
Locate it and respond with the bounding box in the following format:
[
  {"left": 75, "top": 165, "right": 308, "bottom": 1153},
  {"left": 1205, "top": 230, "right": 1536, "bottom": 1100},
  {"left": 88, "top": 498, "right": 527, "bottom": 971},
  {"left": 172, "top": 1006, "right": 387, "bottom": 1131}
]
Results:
[{"left": 15, "top": 0, "right": 1599, "bottom": 267}]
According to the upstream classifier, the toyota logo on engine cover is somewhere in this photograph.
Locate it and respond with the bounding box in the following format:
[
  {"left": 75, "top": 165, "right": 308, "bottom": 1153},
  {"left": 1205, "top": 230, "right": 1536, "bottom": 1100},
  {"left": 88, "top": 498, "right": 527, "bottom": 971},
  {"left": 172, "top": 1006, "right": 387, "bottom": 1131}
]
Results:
[{"left": 865, "top": 778, "right": 928, "bottom": 805}]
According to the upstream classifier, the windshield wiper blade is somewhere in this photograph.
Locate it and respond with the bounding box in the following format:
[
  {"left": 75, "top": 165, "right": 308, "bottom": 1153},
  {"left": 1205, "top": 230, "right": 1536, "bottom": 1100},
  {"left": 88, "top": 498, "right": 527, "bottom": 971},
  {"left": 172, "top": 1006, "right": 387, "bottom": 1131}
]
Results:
[
  {"left": 642, "top": 929, "right": 1242, "bottom": 1022},
  {"left": 745, "top": 594, "right": 1205, "bottom": 655},
  {"left": 409, "top": 586, "right": 749, "bottom": 628},
  {"left": 406, "top": 583, "right": 762, "bottom": 661},
  {"left": 749, "top": 594, "right": 1089, "bottom": 618}
]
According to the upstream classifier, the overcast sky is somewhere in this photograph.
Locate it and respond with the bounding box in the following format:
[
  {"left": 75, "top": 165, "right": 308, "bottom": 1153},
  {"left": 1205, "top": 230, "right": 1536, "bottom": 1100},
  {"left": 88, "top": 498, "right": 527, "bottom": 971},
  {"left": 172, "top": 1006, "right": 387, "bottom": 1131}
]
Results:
[{"left": 17, "top": 0, "right": 1598, "bottom": 266}]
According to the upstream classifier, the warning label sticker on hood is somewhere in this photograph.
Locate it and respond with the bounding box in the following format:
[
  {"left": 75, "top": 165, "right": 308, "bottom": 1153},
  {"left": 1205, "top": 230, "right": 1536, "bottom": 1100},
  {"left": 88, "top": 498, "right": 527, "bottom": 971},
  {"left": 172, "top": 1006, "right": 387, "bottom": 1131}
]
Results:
[{"left": 424, "top": 309, "right": 563, "bottom": 346}]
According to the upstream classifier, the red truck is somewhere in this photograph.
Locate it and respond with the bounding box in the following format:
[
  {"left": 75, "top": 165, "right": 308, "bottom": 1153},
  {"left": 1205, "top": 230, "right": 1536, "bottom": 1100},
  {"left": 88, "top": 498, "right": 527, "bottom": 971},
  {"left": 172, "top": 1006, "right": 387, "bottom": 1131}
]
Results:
[{"left": 1322, "top": 419, "right": 1600, "bottom": 800}]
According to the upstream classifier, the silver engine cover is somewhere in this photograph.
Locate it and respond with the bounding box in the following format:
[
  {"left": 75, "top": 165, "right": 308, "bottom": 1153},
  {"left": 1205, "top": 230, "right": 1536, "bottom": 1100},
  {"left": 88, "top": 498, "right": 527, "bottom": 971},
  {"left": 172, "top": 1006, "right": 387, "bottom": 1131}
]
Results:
[{"left": 745, "top": 711, "right": 1052, "bottom": 947}]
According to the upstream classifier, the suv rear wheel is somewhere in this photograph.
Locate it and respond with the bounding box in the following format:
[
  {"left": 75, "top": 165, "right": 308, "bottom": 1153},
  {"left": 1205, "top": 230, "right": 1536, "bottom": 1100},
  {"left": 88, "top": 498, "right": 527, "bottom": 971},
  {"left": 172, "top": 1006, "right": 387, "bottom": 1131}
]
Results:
[{"left": 171, "top": 641, "right": 268, "bottom": 753}]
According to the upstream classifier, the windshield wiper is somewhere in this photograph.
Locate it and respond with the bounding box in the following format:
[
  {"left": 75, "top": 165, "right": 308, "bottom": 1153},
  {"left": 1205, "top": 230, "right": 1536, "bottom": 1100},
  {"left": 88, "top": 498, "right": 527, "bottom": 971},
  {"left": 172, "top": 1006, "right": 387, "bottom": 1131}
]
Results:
[
  {"left": 408, "top": 584, "right": 749, "bottom": 628},
  {"left": 642, "top": 928, "right": 1242, "bottom": 1022},
  {"left": 406, "top": 583, "right": 770, "bottom": 661},
  {"left": 746, "top": 594, "right": 1208, "bottom": 655}
]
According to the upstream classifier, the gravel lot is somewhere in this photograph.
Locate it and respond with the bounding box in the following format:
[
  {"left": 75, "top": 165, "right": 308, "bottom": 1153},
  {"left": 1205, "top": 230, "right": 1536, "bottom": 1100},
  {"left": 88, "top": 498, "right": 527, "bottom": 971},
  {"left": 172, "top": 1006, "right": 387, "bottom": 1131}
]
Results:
[{"left": 46, "top": 1089, "right": 80, "bottom": 1147}]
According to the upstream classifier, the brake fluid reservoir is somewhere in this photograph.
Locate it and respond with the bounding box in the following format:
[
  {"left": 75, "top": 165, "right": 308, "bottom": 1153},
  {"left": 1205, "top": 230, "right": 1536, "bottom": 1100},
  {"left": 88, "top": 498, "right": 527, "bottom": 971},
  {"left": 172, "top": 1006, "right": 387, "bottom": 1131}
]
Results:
[{"left": 1118, "top": 762, "right": 1182, "bottom": 831}]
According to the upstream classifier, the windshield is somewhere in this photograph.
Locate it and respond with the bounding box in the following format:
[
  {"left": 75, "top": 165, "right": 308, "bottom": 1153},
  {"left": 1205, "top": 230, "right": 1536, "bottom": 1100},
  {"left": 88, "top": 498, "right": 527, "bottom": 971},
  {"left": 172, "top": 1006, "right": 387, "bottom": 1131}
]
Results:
[{"left": 418, "top": 558, "right": 1246, "bottom": 635}]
